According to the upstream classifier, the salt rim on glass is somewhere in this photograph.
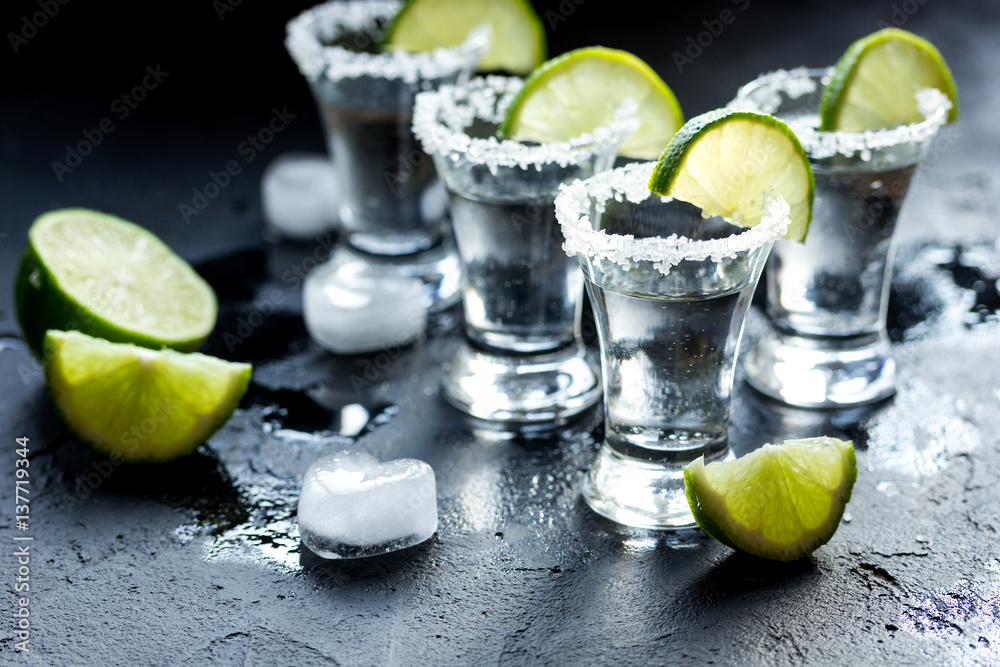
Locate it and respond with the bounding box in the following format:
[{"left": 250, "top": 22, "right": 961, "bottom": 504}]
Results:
[
  {"left": 285, "top": 0, "right": 490, "bottom": 85},
  {"left": 412, "top": 75, "right": 641, "bottom": 173},
  {"left": 555, "top": 162, "right": 791, "bottom": 276},
  {"left": 726, "top": 67, "right": 953, "bottom": 160}
]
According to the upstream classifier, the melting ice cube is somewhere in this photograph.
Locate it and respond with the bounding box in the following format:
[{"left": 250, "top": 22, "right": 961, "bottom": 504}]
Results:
[
  {"left": 297, "top": 452, "right": 438, "bottom": 559},
  {"left": 261, "top": 152, "right": 339, "bottom": 240},
  {"left": 303, "top": 261, "right": 428, "bottom": 354}
]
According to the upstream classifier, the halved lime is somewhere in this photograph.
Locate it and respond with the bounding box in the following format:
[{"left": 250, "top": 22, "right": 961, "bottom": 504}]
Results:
[
  {"left": 819, "top": 27, "right": 959, "bottom": 132},
  {"left": 648, "top": 109, "right": 813, "bottom": 242},
  {"left": 15, "top": 208, "right": 217, "bottom": 358},
  {"left": 44, "top": 330, "right": 252, "bottom": 463},
  {"left": 684, "top": 437, "right": 856, "bottom": 562},
  {"left": 382, "top": 0, "right": 546, "bottom": 75},
  {"left": 498, "top": 46, "right": 684, "bottom": 160}
]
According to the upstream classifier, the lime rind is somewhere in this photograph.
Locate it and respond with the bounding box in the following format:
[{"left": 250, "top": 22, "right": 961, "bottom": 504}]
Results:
[
  {"left": 728, "top": 67, "right": 951, "bottom": 161},
  {"left": 413, "top": 75, "right": 638, "bottom": 171},
  {"left": 44, "top": 330, "right": 252, "bottom": 463},
  {"left": 819, "top": 27, "right": 959, "bottom": 132},
  {"left": 555, "top": 161, "right": 791, "bottom": 276},
  {"left": 498, "top": 46, "right": 684, "bottom": 160},
  {"left": 383, "top": 0, "right": 546, "bottom": 74},
  {"left": 648, "top": 108, "right": 813, "bottom": 242},
  {"left": 684, "top": 437, "right": 857, "bottom": 562},
  {"left": 15, "top": 208, "right": 217, "bottom": 358},
  {"left": 285, "top": 0, "right": 487, "bottom": 84}
]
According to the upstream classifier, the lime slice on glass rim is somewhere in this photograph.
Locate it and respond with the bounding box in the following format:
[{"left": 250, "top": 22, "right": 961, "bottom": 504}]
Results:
[
  {"left": 44, "top": 330, "right": 252, "bottom": 463},
  {"left": 15, "top": 208, "right": 217, "bottom": 358},
  {"left": 648, "top": 108, "right": 814, "bottom": 242},
  {"left": 497, "top": 46, "right": 684, "bottom": 160},
  {"left": 382, "top": 0, "right": 546, "bottom": 75},
  {"left": 819, "top": 27, "right": 959, "bottom": 132},
  {"left": 684, "top": 437, "right": 857, "bottom": 562}
]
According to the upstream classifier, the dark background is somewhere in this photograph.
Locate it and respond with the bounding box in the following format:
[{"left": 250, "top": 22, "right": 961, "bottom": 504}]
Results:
[{"left": 2, "top": 1, "right": 999, "bottom": 665}]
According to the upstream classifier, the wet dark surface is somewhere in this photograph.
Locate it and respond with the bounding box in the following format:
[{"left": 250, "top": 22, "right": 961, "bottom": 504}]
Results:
[{"left": 2, "top": 0, "right": 1000, "bottom": 665}]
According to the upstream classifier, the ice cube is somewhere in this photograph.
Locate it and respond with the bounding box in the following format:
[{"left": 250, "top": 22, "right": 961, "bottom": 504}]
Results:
[
  {"left": 297, "top": 452, "right": 438, "bottom": 559},
  {"left": 261, "top": 152, "right": 339, "bottom": 240},
  {"left": 303, "top": 260, "right": 428, "bottom": 354}
]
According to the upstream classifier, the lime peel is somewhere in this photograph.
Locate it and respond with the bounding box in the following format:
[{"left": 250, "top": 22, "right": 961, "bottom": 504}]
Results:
[
  {"left": 15, "top": 208, "right": 217, "bottom": 358},
  {"left": 382, "top": 0, "right": 546, "bottom": 75},
  {"left": 44, "top": 330, "right": 252, "bottom": 463},
  {"left": 285, "top": 0, "right": 486, "bottom": 84},
  {"left": 648, "top": 108, "right": 814, "bottom": 242},
  {"left": 498, "top": 46, "right": 683, "bottom": 160},
  {"left": 413, "top": 75, "right": 639, "bottom": 172},
  {"left": 556, "top": 162, "right": 791, "bottom": 277},
  {"left": 818, "top": 27, "right": 959, "bottom": 132},
  {"left": 684, "top": 437, "right": 857, "bottom": 562}
]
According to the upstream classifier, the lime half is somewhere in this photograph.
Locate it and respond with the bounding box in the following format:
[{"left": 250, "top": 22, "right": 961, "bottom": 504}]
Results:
[
  {"left": 819, "top": 27, "right": 959, "bottom": 132},
  {"left": 383, "top": 0, "right": 546, "bottom": 75},
  {"left": 44, "top": 330, "right": 252, "bottom": 463},
  {"left": 684, "top": 437, "right": 857, "bottom": 561},
  {"left": 15, "top": 208, "right": 217, "bottom": 358},
  {"left": 648, "top": 109, "right": 813, "bottom": 242},
  {"left": 498, "top": 46, "right": 684, "bottom": 160}
]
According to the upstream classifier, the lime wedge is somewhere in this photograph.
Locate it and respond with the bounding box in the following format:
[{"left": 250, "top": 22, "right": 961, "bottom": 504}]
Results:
[
  {"left": 44, "top": 330, "right": 252, "bottom": 463},
  {"left": 648, "top": 109, "right": 813, "bottom": 242},
  {"left": 684, "top": 437, "right": 856, "bottom": 562},
  {"left": 15, "top": 208, "right": 217, "bottom": 358},
  {"left": 382, "top": 0, "right": 546, "bottom": 75},
  {"left": 819, "top": 27, "right": 959, "bottom": 132},
  {"left": 498, "top": 46, "right": 684, "bottom": 160}
]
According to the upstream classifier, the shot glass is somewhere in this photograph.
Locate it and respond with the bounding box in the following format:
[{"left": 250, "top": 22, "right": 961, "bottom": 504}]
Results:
[
  {"left": 413, "top": 76, "right": 637, "bottom": 425},
  {"left": 556, "top": 162, "right": 791, "bottom": 528},
  {"left": 285, "top": 0, "right": 489, "bottom": 309},
  {"left": 730, "top": 68, "right": 951, "bottom": 407}
]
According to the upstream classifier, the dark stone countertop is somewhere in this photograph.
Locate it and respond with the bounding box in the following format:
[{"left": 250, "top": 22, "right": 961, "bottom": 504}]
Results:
[{"left": 1, "top": 1, "right": 998, "bottom": 664}]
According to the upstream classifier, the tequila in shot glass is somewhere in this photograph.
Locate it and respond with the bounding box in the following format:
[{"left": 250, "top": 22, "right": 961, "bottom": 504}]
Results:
[
  {"left": 285, "top": 0, "right": 489, "bottom": 308},
  {"left": 413, "top": 76, "right": 637, "bottom": 424},
  {"left": 556, "top": 162, "right": 791, "bottom": 528},
  {"left": 731, "top": 68, "right": 951, "bottom": 407}
]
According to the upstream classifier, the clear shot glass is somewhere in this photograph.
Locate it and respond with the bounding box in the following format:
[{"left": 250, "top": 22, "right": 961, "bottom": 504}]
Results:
[
  {"left": 413, "top": 76, "right": 637, "bottom": 425},
  {"left": 730, "top": 68, "right": 951, "bottom": 407},
  {"left": 285, "top": 0, "right": 488, "bottom": 309},
  {"left": 556, "top": 162, "right": 791, "bottom": 528}
]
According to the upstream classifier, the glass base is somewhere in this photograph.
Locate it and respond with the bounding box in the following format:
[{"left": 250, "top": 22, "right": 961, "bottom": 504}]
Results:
[
  {"left": 744, "top": 327, "right": 896, "bottom": 408},
  {"left": 442, "top": 341, "right": 601, "bottom": 425},
  {"left": 582, "top": 444, "right": 734, "bottom": 529},
  {"left": 330, "top": 234, "right": 462, "bottom": 313}
]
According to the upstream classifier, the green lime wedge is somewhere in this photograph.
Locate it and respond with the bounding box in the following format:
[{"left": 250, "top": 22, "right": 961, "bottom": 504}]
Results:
[
  {"left": 819, "top": 27, "right": 959, "bottom": 132},
  {"left": 382, "top": 0, "right": 546, "bottom": 75},
  {"left": 44, "top": 330, "right": 252, "bottom": 463},
  {"left": 498, "top": 46, "right": 684, "bottom": 160},
  {"left": 648, "top": 109, "right": 813, "bottom": 242},
  {"left": 684, "top": 437, "right": 856, "bottom": 562},
  {"left": 15, "top": 208, "right": 217, "bottom": 358}
]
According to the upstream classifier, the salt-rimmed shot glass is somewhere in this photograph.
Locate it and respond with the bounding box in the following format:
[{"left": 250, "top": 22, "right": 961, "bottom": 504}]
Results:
[
  {"left": 556, "top": 161, "right": 791, "bottom": 528},
  {"left": 285, "top": 0, "right": 489, "bottom": 309},
  {"left": 412, "top": 76, "right": 637, "bottom": 425},
  {"left": 730, "top": 68, "right": 951, "bottom": 408}
]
